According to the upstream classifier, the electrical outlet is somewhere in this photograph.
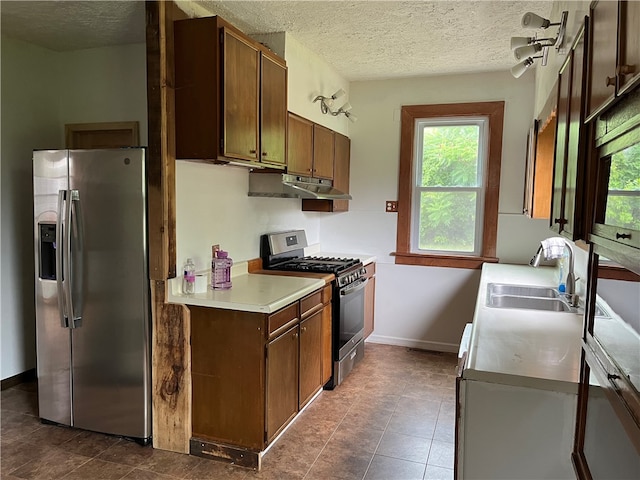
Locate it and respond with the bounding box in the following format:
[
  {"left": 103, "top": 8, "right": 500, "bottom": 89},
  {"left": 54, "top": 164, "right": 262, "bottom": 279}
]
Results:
[{"left": 385, "top": 201, "right": 398, "bottom": 212}]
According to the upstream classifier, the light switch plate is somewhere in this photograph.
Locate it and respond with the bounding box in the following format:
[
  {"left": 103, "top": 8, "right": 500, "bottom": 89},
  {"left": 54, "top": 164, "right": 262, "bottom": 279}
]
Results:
[{"left": 385, "top": 201, "right": 398, "bottom": 212}]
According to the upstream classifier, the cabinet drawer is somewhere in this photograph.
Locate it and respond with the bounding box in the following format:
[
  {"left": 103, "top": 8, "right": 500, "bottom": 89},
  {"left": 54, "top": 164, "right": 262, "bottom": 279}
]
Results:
[
  {"left": 300, "top": 290, "right": 323, "bottom": 319},
  {"left": 268, "top": 303, "right": 299, "bottom": 338}
]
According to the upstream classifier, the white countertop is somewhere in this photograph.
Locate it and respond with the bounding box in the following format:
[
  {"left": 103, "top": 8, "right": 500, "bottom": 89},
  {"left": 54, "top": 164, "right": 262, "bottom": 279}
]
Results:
[
  {"left": 464, "top": 263, "right": 583, "bottom": 393},
  {"left": 305, "top": 246, "right": 376, "bottom": 266},
  {"left": 168, "top": 270, "right": 324, "bottom": 314}
]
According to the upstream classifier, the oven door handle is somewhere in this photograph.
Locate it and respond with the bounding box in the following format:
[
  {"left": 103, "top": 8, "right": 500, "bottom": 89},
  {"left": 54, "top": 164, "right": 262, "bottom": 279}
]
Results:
[{"left": 340, "top": 278, "right": 368, "bottom": 296}]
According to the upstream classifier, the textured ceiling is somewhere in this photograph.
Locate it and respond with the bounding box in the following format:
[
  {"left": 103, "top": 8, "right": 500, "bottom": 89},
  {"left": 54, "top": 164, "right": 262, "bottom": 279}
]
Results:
[
  {"left": 1, "top": 0, "right": 554, "bottom": 80},
  {"left": 0, "top": 1, "right": 145, "bottom": 52}
]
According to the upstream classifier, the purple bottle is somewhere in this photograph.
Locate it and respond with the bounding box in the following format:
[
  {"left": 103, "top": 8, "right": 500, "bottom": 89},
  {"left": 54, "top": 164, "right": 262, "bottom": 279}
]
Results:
[{"left": 212, "top": 249, "right": 233, "bottom": 290}]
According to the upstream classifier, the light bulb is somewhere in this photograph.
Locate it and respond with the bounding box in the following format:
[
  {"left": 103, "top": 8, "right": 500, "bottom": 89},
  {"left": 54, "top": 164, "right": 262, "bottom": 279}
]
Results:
[
  {"left": 511, "top": 57, "right": 535, "bottom": 78},
  {"left": 510, "top": 36, "right": 534, "bottom": 50},
  {"left": 514, "top": 43, "right": 543, "bottom": 61},
  {"left": 331, "top": 89, "right": 346, "bottom": 100},
  {"left": 521, "top": 12, "right": 551, "bottom": 29}
]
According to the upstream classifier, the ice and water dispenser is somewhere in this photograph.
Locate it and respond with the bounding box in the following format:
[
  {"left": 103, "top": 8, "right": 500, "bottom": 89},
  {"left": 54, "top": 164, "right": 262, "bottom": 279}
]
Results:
[{"left": 39, "top": 223, "right": 56, "bottom": 280}]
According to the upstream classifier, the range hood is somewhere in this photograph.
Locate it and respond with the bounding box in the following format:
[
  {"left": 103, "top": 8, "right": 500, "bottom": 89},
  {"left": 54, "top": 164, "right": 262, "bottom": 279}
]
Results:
[{"left": 248, "top": 173, "right": 351, "bottom": 200}]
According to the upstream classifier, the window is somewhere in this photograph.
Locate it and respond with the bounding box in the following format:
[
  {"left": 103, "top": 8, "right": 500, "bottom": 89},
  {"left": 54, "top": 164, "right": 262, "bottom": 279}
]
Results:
[{"left": 396, "top": 102, "right": 504, "bottom": 269}]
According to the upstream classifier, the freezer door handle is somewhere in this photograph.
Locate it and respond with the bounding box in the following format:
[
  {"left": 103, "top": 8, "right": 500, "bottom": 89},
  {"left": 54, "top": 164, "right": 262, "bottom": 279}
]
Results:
[
  {"left": 56, "top": 190, "right": 69, "bottom": 328},
  {"left": 66, "top": 189, "right": 82, "bottom": 328}
]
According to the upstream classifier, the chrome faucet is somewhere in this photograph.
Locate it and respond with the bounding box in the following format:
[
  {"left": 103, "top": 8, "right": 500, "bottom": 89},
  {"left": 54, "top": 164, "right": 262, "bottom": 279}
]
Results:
[{"left": 529, "top": 237, "right": 578, "bottom": 307}]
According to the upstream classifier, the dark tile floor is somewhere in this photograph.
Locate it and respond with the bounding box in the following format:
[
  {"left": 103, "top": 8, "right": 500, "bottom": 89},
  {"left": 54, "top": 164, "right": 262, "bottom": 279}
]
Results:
[{"left": 1, "top": 343, "right": 457, "bottom": 480}]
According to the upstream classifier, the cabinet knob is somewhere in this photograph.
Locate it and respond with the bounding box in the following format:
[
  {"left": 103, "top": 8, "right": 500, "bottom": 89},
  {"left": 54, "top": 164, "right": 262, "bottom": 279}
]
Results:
[
  {"left": 249, "top": 149, "right": 257, "bottom": 154},
  {"left": 293, "top": 332, "right": 298, "bottom": 339},
  {"left": 605, "top": 76, "right": 616, "bottom": 87},
  {"left": 554, "top": 218, "right": 566, "bottom": 225},
  {"left": 301, "top": 326, "right": 307, "bottom": 332},
  {"left": 607, "top": 373, "right": 620, "bottom": 381},
  {"left": 615, "top": 232, "right": 632, "bottom": 240},
  {"left": 262, "top": 152, "right": 268, "bottom": 156},
  {"left": 619, "top": 64, "right": 636, "bottom": 75}
]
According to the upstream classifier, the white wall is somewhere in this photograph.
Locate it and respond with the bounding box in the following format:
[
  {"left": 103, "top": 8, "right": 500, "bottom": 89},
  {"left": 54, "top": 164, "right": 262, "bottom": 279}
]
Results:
[
  {"left": 1, "top": 36, "right": 60, "bottom": 379},
  {"left": 0, "top": 39, "right": 147, "bottom": 380},
  {"left": 175, "top": 162, "right": 322, "bottom": 271},
  {"left": 59, "top": 44, "right": 149, "bottom": 145},
  {"left": 319, "top": 71, "right": 554, "bottom": 351},
  {"left": 284, "top": 33, "right": 350, "bottom": 136}
]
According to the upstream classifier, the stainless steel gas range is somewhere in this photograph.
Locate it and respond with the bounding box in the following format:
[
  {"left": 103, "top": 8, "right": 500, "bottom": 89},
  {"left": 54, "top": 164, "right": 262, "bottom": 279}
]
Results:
[{"left": 261, "top": 230, "right": 367, "bottom": 388}]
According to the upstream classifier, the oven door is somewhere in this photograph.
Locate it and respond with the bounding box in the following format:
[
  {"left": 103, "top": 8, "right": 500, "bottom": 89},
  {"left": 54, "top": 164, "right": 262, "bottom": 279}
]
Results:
[{"left": 336, "top": 277, "right": 367, "bottom": 360}]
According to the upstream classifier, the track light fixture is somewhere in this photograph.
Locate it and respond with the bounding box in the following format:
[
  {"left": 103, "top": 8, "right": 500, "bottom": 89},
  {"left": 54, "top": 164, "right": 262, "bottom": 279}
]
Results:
[
  {"left": 509, "top": 10, "right": 568, "bottom": 78},
  {"left": 313, "top": 89, "right": 357, "bottom": 121}
]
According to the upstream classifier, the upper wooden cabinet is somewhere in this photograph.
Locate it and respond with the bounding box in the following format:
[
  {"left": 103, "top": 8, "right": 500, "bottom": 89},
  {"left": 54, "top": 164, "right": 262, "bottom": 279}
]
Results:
[
  {"left": 287, "top": 113, "right": 335, "bottom": 180},
  {"left": 260, "top": 53, "right": 287, "bottom": 167},
  {"left": 302, "top": 131, "right": 352, "bottom": 213},
  {"left": 312, "top": 124, "right": 335, "bottom": 180},
  {"left": 586, "top": 1, "right": 640, "bottom": 121},
  {"left": 174, "top": 16, "right": 287, "bottom": 168},
  {"left": 331, "top": 132, "right": 352, "bottom": 212},
  {"left": 550, "top": 20, "right": 589, "bottom": 241},
  {"left": 222, "top": 28, "right": 260, "bottom": 162},
  {"left": 523, "top": 79, "right": 557, "bottom": 220},
  {"left": 287, "top": 113, "right": 314, "bottom": 176}
]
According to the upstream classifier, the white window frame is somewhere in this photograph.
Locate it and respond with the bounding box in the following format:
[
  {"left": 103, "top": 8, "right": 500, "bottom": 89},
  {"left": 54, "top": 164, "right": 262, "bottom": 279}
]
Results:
[{"left": 410, "top": 117, "right": 489, "bottom": 256}]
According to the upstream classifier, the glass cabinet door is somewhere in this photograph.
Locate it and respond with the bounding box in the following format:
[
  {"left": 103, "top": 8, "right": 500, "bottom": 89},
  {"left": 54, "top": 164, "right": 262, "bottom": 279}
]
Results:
[
  {"left": 593, "top": 125, "right": 640, "bottom": 250},
  {"left": 580, "top": 366, "right": 640, "bottom": 479},
  {"left": 574, "top": 257, "right": 640, "bottom": 479}
]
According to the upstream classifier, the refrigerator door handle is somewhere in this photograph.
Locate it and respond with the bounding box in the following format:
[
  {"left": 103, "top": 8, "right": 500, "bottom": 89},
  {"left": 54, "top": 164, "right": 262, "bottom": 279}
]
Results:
[
  {"left": 69, "top": 190, "right": 83, "bottom": 327},
  {"left": 56, "top": 190, "right": 69, "bottom": 328},
  {"left": 65, "top": 189, "right": 82, "bottom": 328}
]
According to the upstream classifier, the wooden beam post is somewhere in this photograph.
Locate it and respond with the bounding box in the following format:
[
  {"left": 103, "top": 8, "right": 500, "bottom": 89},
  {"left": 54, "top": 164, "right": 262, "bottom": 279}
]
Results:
[{"left": 146, "top": 0, "right": 192, "bottom": 453}]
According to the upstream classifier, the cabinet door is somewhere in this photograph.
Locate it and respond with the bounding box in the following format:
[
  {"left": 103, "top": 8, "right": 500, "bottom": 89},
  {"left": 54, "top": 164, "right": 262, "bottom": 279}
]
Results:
[
  {"left": 562, "top": 23, "right": 588, "bottom": 241},
  {"left": 550, "top": 53, "right": 573, "bottom": 234},
  {"left": 364, "top": 263, "right": 376, "bottom": 339},
  {"left": 593, "top": 126, "right": 640, "bottom": 251},
  {"left": 312, "top": 124, "right": 335, "bottom": 180},
  {"left": 266, "top": 325, "right": 299, "bottom": 443},
  {"left": 321, "top": 303, "right": 332, "bottom": 385},
  {"left": 618, "top": 0, "right": 640, "bottom": 95},
  {"left": 587, "top": 0, "right": 619, "bottom": 121},
  {"left": 287, "top": 113, "right": 313, "bottom": 176},
  {"left": 261, "top": 54, "right": 287, "bottom": 167},
  {"left": 332, "top": 133, "right": 351, "bottom": 212},
  {"left": 222, "top": 28, "right": 259, "bottom": 161},
  {"left": 299, "top": 311, "right": 323, "bottom": 409}
]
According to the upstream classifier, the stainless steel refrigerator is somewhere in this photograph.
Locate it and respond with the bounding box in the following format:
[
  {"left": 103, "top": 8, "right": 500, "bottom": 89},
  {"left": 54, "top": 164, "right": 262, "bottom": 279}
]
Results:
[{"left": 33, "top": 148, "right": 151, "bottom": 443}]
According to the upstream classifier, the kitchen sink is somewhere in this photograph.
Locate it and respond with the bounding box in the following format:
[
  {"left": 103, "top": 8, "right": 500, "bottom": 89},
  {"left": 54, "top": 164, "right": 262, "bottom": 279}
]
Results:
[
  {"left": 487, "top": 295, "right": 573, "bottom": 312},
  {"left": 486, "top": 283, "right": 576, "bottom": 313},
  {"left": 487, "top": 283, "right": 559, "bottom": 298}
]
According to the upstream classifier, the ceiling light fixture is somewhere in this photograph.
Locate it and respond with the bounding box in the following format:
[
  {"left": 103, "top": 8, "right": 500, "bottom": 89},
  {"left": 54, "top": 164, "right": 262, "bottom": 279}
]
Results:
[
  {"left": 509, "top": 10, "right": 568, "bottom": 78},
  {"left": 312, "top": 89, "right": 357, "bottom": 122}
]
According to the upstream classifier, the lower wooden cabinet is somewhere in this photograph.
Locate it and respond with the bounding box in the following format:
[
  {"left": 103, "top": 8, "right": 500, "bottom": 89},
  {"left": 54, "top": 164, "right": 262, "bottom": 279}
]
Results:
[
  {"left": 190, "top": 285, "right": 331, "bottom": 456},
  {"left": 364, "top": 263, "right": 376, "bottom": 339},
  {"left": 266, "top": 325, "right": 299, "bottom": 443},
  {"left": 299, "top": 311, "right": 323, "bottom": 409}
]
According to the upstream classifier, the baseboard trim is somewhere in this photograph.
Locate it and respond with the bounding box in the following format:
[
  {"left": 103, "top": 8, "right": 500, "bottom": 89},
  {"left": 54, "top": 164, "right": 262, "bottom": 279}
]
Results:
[
  {"left": 365, "top": 335, "right": 458, "bottom": 353},
  {"left": 1, "top": 368, "right": 36, "bottom": 391}
]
